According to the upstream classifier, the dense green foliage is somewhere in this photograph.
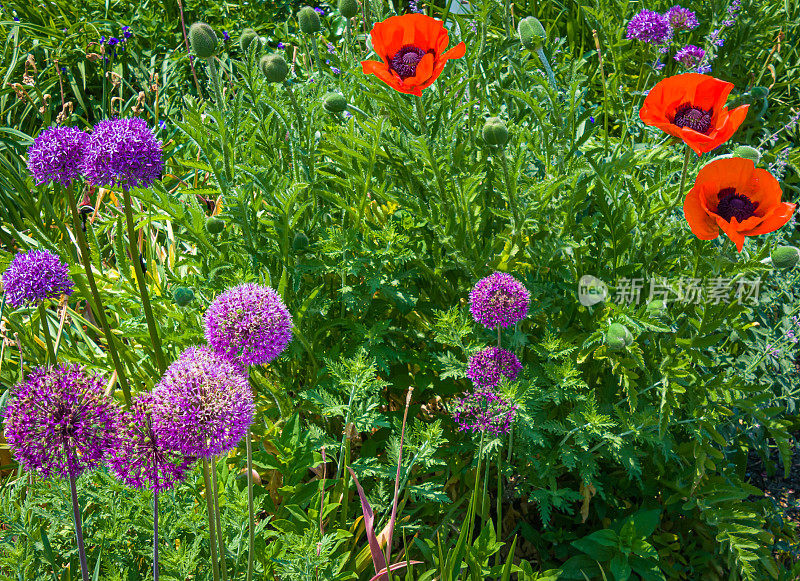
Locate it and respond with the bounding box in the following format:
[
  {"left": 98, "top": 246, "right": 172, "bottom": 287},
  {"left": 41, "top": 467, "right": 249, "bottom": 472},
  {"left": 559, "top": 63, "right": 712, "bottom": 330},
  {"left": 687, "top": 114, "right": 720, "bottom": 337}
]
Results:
[{"left": 1, "top": 0, "right": 800, "bottom": 579}]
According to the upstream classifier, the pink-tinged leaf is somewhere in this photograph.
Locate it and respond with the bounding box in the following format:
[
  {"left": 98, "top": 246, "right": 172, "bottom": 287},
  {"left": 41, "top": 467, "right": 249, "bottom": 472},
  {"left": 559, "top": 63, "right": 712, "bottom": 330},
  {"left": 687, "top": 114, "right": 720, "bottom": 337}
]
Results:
[
  {"left": 368, "top": 560, "right": 423, "bottom": 581},
  {"left": 348, "top": 466, "right": 388, "bottom": 579}
]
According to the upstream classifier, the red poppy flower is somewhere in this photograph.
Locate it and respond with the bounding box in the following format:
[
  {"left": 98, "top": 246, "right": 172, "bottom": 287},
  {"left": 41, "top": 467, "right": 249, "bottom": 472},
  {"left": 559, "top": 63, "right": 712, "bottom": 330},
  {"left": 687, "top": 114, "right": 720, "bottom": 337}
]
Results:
[
  {"left": 640, "top": 73, "right": 749, "bottom": 156},
  {"left": 361, "top": 14, "right": 466, "bottom": 96},
  {"left": 683, "top": 157, "right": 795, "bottom": 252}
]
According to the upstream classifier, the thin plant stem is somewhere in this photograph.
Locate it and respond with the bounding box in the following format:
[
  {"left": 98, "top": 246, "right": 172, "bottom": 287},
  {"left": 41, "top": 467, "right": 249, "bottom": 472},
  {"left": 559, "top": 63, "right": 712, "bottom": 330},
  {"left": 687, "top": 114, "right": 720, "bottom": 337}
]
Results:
[
  {"left": 678, "top": 145, "right": 692, "bottom": 203},
  {"left": 68, "top": 470, "right": 90, "bottom": 581},
  {"left": 206, "top": 58, "right": 233, "bottom": 183},
  {"left": 246, "top": 430, "right": 255, "bottom": 581},
  {"left": 592, "top": 29, "right": 610, "bottom": 153},
  {"left": 283, "top": 81, "right": 305, "bottom": 134},
  {"left": 499, "top": 148, "right": 521, "bottom": 243},
  {"left": 176, "top": 0, "right": 203, "bottom": 98},
  {"left": 312, "top": 36, "right": 321, "bottom": 71},
  {"left": 211, "top": 459, "right": 228, "bottom": 581},
  {"left": 38, "top": 303, "right": 55, "bottom": 365},
  {"left": 153, "top": 491, "right": 160, "bottom": 581},
  {"left": 64, "top": 184, "right": 131, "bottom": 406},
  {"left": 466, "top": 431, "right": 484, "bottom": 547},
  {"left": 497, "top": 325, "right": 501, "bottom": 348},
  {"left": 535, "top": 48, "right": 557, "bottom": 89},
  {"left": 495, "top": 448, "right": 503, "bottom": 568},
  {"left": 122, "top": 188, "right": 167, "bottom": 374},
  {"left": 52, "top": 296, "right": 70, "bottom": 358},
  {"left": 385, "top": 387, "right": 414, "bottom": 575},
  {"left": 202, "top": 459, "right": 221, "bottom": 581},
  {"left": 481, "top": 448, "right": 489, "bottom": 528}
]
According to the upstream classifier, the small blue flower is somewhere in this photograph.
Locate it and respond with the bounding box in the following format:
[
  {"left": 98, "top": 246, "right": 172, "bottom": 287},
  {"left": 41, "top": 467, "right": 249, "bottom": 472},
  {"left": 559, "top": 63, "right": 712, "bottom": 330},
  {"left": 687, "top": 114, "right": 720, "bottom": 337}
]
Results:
[
  {"left": 277, "top": 42, "right": 286, "bottom": 49},
  {"left": 159, "top": 120, "right": 166, "bottom": 129},
  {"left": 332, "top": 67, "right": 341, "bottom": 74},
  {"left": 223, "top": 30, "right": 230, "bottom": 41},
  {"left": 589, "top": 116, "right": 595, "bottom": 124},
  {"left": 314, "top": 6, "right": 324, "bottom": 15}
]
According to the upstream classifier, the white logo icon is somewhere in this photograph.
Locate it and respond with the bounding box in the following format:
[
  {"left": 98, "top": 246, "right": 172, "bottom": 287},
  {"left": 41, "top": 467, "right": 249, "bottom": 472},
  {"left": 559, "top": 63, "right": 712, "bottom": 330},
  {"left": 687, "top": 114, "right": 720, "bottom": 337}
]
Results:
[{"left": 578, "top": 275, "right": 608, "bottom": 306}]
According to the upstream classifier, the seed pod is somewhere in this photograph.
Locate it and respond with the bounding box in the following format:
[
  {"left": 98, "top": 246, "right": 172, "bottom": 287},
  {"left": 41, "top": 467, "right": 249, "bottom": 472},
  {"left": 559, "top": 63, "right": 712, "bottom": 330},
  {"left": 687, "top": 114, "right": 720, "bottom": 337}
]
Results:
[
  {"left": 240, "top": 28, "right": 259, "bottom": 53},
  {"left": 518, "top": 16, "right": 547, "bottom": 51},
  {"left": 205, "top": 216, "right": 225, "bottom": 235},
  {"left": 323, "top": 92, "right": 347, "bottom": 113},
  {"left": 292, "top": 231, "right": 310, "bottom": 253},
  {"left": 173, "top": 287, "right": 195, "bottom": 306},
  {"left": 259, "top": 53, "right": 289, "bottom": 83},
  {"left": 731, "top": 145, "right": 761, "bottom": 165},
  {"left": 297, "top": 6, "right": 322, "bottom": 34},
  {"left": 189, "top": 22, "right": 218, "bottom": 59},
  {"left": 482, "top": 117, "right": 509, "bottom": 147},
  {"left": 605, "top": 323, "right": 633, "bottom": 351},
  {"left": 771, "top": 246, "right": 800, "bottom": 270},
  {"left": 338, "top": 0, "right": 359, "bottom": 18}
]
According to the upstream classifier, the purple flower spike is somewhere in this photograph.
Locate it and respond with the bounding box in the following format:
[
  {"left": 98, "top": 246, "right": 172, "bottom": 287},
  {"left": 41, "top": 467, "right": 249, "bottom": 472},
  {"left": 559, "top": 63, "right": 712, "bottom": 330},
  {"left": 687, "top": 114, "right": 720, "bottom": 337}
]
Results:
[
  {"left": 469, "top": 272, "right": 529, "bottom": 329},
  {"left": 626, "top": 9, "right": 672, "bottom": 46},
  {"left": 82, "top": 117, "right": 163, "bottom": 190},
  {"left": 204, "top": 283, "right": 293, "bottom": 366},
  {"left": 3, "top": 364, "right": 120, "bottom": 479},
  {"left": 674, "top": 45, "right": 705, "bottom": 68},
  {"left": 150, "top": 346, "right": 254, "bottom": 459},
  {"left": 107, "top": 392, "right": 193, "bottom": 492},
  {"left": 453, "top": 389, "right": 517, "bottom": 436},
  {"left": 26, "top": 126, "right": 89, "bottom": 186},
  {"left": 467, "top": 347, "right": 522, "bottom": 389},
  {"left": 665, "top": 6, "right": 698, "bottom": 31},
  {"left": 2, "top": 249, "right": 74, "bottom": 308}
]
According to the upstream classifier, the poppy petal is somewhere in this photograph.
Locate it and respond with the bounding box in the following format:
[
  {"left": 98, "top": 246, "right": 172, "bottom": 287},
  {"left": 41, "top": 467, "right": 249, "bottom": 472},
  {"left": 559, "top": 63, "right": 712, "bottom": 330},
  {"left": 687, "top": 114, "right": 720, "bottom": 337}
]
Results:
[
  {"left": 691, "top": 75, "right": 733, "bottom": 111},
  {"left": 715, "top": 216, "right": 746, "bottom": 252},
  {"left": 742, "top": 202, "right": 796, "bottom": 236},
  {"left": 684, "top": 186, "right": 720, "bottom": 240},
  {"left": 361, "top": 59, "right": 405, "bottom": 92},
  {"left": 747, "top": 167, "right": 783, "bottom": 208},
  {"left": 403, "top": 52, "right": 435, "bottom": 87},
  {"left": 441, "top": 41, "right": 466, "bottom": 61}
]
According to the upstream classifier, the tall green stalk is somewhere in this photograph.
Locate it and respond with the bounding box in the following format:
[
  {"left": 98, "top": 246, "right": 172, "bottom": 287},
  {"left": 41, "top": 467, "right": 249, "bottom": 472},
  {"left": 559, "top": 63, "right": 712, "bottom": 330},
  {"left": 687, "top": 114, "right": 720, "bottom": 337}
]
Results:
[
  {"left": 64, "top": 184, "right": 131, "bottom": 406},
  {"left": 122, "top": 188, "right": 167, "bottom": 374},
  {"left": 245, "top": 432, "right": 255, "bottom": 581},
  {"left": 210, "top": 459, "right": 228, "bottom": 581},
  {"left": 206, "top": 57, "right": 234, "bottom": 183},
  {"left": 202, "top": 460, "right": 221, "bottom": 581},
  {"left": 68, "top": 469, "right": 90, "bottom": 581},
  {"left": 153, "top": 491, "right": 160, "bottom": 581},
  {"left": 38, "top": 303, "right": 55, "bottom": 365},
  {"left": 677, "top": 146, "right": 692, "bottom": 203}
]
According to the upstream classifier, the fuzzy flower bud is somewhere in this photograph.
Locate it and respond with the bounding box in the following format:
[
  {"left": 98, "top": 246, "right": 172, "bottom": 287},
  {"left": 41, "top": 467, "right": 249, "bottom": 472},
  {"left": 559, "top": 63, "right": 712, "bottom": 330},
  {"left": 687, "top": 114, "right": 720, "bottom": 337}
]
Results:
[
  {"left": 731, "top": 145, "right": 761, "bottom": 165},
  {"left": 173, "top": 287, "right": 195, "bottom": 306},
  {"left": 771, "top": 246, "right": 800, "bottom": 270},
  {"left": 205, "top": 215, "right": 225, "bottom": 234},
  {"left": 338, "top": 0, "right": 359, "bottom": 18},
  {"left": 260, "top": 53, "right": 289, "bottom": 82},
  {"left": 482, "top": 117, "right": 509, "bottom": 147},
  {"left": 518, "top": 16, "right": 547, "bottom": 51},
  {"left": 189, "top": 22, "right": 218, "bottom": 59},
  {"left": 240, "top": 28, "right": 259, "bottom": 53},
  {"left": 292, "top": 231, "right": 310, "bottom": 252},
  {"left": 323, "top": 92, "right": 348, "bottom": 113},
  {"left": 298, "top": 6, "right": 322, "bottom": 34},
  {"left": 605, "top": 323, "right": 633, "bottom": 351}
]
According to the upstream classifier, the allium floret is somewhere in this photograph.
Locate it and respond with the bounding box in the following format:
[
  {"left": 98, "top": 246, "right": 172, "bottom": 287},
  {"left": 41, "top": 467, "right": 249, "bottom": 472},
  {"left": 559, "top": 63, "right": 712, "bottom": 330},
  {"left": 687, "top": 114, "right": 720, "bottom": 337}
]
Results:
[
  {"left": 469, "top": 272, "right": 530, "bottom": 329},
  {"left": 466, "top": 347, "right": 522, "bottom": 389},
  {"left": 204, "top": 283, "right": 293, "bottom": 366},
  {"left": 107, "top": 392, "right": 193, "bottom": 492},
  {"left": 26, "top": 126, "right": 89, "bottom": 186},
  {"left": 665, "top": 6, "right": 699, "bottom": 31},
  {"left": 674, "top": 45, "right": 705, "bottom": 68},
  {"left": 82, "top": 117, "right": 163, "bottom": 190},
  {"left": 453, "top": 389, "right": 517, "bottom": 436},
  {"left": 626, "top": 9, "right": 672, "bottom": 46},
  {"left": 2, "top": 249, "right": 74, "bottom": 308},
  {"left": 150, "top": 346, "right": 254, "bottom": 459},
  {"left": 3, "top": 364, "right": 120, "bottom": 479}
]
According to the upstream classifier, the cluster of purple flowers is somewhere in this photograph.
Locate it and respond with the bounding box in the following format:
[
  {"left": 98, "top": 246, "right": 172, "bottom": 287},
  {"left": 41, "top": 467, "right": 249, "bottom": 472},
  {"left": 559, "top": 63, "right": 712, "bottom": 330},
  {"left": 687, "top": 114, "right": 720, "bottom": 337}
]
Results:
[
  {"left": 469, "top": 272, "right": 530, "bottom": 329},
  {"left": 453, "top": 390, "right": 518, "bottom": 436},
  {"left": 467, "top": 347, "right": 522, "bottom": 389},
  {"left": 26, "top": 119, "right": 163, "bottom": 190},
  {"left": 2, "top": 249, "right": 74, "bottom": 308},
  {"left": 99, "top": 25, "right": 134, "bottom": 54}
]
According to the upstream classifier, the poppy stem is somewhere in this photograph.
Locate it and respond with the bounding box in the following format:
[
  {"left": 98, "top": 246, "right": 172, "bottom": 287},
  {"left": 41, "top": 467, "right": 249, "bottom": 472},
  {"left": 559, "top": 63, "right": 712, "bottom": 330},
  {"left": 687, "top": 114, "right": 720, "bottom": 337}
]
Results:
[{"left": 678, "top": 145, "right": 691, "bottom": 202}]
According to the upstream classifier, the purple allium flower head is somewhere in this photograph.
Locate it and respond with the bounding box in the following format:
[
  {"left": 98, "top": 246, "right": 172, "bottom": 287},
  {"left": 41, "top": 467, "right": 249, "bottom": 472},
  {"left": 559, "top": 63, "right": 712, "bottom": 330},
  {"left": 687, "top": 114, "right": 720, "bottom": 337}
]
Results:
[
  {"left": 2, "top": 249, "right": 74, "bottom": 308},
  {"left": 122, "top": 25, "right": 132, "bottom": 39},
  {"left": 469, "top": 272, "right": 529, "bottom": 329},
  {"left": 107, "top": 392, "right": 193, "bottom": 492},
  {"left": 150, "top": 346, "right": 254, "bottom": 459},
  {"left": 82, "top": 117, "right": 163, "bottom": 190},
  {"left": 626, "top": 9, "right": 672, "bottom": 46},
  {"left": 26, "top": 126, "right": 89, "bottom": 186},
  {"left": 466, "top": 347, "right": 522, "bottom": 389},
  {"left": 453, "top": 389, "right": 517, "bottom": 436},
  {"left": 3, "top": 364, "right": 120, "bottom": 479},
  {"left": 204, "top": 283, "right": 293, "bottom": 366},
  {"left": 665, "top": 6, "right": 698, "bottom": 31},
  {"left": 107, "top": 36, "right": 120, "bottom": 47},
  {"left": 674, "top": 45, "right": 705, "bottom": 68}
]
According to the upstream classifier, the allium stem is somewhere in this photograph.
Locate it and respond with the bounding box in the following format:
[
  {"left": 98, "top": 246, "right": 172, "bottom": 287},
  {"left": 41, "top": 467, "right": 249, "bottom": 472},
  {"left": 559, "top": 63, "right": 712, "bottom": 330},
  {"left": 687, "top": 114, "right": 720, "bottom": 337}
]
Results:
[
  {"left": 202, "top": 460, "right": 221, "bottom": 581},
  {"left": 495, "top": 449, "right": 502, "bottom": 568},
  {"left": 466, "top": 431, "right": 484, "bottom": 548},
  {"left": 38, "top": 303, "right": 56, "bottom": 365},
  {"left": 210, "top": 459, "right": 228, "bottom": 581},
  {"left": 68, "top": 470, "right": 90, "bottom": 581},
  {"left": 312, "top": 36, "right": 321, "bottom": 71},
  {"left": 153, "top": 491, "right": 160, "bottom": 581},
  {"left": 497, "top": 325, "right": 501, "bottom": 348},
  {"left": 678, "top": 145, "right": 691, "bottom": 203},
  {"left": 246, "top": 431, "right": 255, "bottom": 581},
  {"left": 122, "top": 188, "right": 167, "bottom": 375},
  {"left": 64, "top": 184, "right": 131, "bottom": 407}
]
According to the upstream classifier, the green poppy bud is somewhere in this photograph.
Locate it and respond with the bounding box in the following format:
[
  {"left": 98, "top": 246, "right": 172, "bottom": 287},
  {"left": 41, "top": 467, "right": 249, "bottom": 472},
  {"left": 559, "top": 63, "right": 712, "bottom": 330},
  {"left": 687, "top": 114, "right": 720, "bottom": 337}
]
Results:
[
  {"left": 771, "top": 245, "right": 800, "bottom": 270},
  {"left": 189, "top": 22, "right": 218, "bottom": 59},
  {"left": 173, "top": 287, "right": 195, "bottom": 306},
  {"left": 646, "top": 299, "right": 666, "bottom": 315},
  {"left": 205, "top": 216, "right": 225, "bottom": 235},
  {"left": 338, "top": 0, "right": 359, "bottom": 18},
  {"left": 292, "top": 231, "right": 310, "bottom": 253},
  {"left": 482, "top": 117, "right": 509, "bottom": 147},
  {"left": 259, "top": 53, "right": 289, "bottom": 82},
  {"left": 731, "top": 145, "right": 761, "bottom": 165},
  {"left": 323, "top": 92, "right": 348, "bottom": 113},
  {"left": 606, "top": 323, "right": 633, "bottom": 351},
  {"left": 297, "top": 6, "right": 322, "bottom": 34},
  {"left": 240, "top": 28, "right": 259, "bottom": 53},
  {"left": 751, "top": 86, "right": 769, "bottom": 100},
  {"left": 518, "top": 16, "right": 547, "bottom": 51}
]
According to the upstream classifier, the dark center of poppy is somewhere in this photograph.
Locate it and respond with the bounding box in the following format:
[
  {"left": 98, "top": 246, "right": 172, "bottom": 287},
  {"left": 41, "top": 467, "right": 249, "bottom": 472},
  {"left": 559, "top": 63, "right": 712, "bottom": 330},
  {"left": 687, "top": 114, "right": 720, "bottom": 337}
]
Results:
[
  {"left": 389, "top": 45, "right": 433, "bottom": 80},
  {"left": 673, "top": 104, "right": 713, "bottom": 134},
  {"left": 716, "top": 187, "right": 758, "bottom": 222}
]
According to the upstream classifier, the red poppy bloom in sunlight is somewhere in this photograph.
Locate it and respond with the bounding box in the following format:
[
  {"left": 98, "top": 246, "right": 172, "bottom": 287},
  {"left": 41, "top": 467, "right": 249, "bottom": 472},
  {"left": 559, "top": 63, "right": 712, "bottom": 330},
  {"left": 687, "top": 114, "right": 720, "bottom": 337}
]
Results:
[
  {"left": 640, "top": 73, "right": 749, "bottom": 156},
  {"left": 361, "top": 14, "right": 466, "bottom": 96},
  {"left": 684, "top": 157, "right": 795, "bottom": 252}
]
